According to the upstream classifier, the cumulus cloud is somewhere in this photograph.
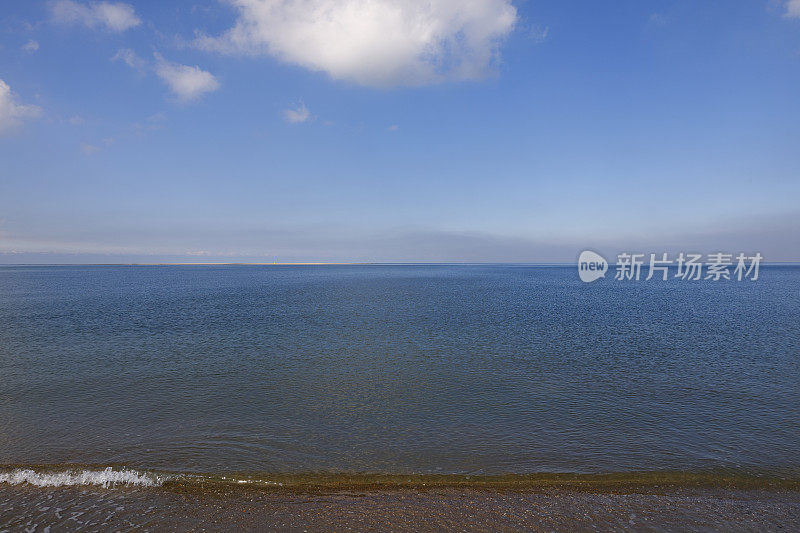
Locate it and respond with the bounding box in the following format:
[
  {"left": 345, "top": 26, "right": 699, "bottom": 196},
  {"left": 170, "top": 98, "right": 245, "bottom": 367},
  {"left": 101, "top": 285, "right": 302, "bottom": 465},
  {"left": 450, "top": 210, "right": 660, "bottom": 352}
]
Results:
[
  {"left": 51, "top": 0, "right": 141, "bottom": 32},
  {"left": 112, "top": 49, "right": 219, "bottom": 103},
  {"left": 22, "top": 40, "right": 39, "bottom": 53},
  {"left": 195, "top": 0, "right": 517, "bottom": 87},
  {"left": 0, "top": 80, "right": 43, "bottom": 135},
  {"left": 786, "top": 0, "right": 800, "bottom": 18},
  {"left": 154, "top": 54, "right": 220, "bottom": 102},
  {"left": 283, "top": 102, "right": 310, "bottom": 123}
]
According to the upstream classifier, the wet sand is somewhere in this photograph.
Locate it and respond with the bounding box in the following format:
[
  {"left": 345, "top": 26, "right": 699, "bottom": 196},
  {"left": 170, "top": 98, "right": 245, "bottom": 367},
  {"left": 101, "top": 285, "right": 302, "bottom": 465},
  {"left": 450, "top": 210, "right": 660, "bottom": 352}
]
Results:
[{"left": 2, "top": 486, "right": 800, "bottom": 531}]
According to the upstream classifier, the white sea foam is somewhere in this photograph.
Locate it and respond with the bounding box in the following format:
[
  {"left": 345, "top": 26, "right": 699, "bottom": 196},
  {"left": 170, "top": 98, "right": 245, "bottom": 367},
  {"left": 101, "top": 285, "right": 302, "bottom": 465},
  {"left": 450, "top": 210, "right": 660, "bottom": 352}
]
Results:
[{"left": 0, "top": 467, "right": 164, "bottom": 488}]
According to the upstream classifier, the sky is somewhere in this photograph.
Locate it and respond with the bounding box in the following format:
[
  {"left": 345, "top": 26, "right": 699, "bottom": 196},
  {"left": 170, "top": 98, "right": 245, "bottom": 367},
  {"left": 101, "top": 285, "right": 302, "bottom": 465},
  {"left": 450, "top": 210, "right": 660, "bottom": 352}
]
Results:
[{"left": 1, "top": 0, "right": 799, "bottom": 263}]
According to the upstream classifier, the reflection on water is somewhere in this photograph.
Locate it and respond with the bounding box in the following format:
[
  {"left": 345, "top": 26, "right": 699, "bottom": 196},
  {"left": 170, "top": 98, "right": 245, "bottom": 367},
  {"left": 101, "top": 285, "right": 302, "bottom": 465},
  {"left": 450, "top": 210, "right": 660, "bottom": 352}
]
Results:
[{"left": 0, "top": 265, "right": 799, "bottom": 475}]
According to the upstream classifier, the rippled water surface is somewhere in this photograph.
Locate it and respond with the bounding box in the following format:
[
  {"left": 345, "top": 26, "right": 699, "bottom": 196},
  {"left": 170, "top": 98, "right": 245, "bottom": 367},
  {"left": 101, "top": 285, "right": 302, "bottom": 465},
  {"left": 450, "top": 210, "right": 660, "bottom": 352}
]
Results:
[{"left": 1, "top": 265, "right": 798, "bottom": 476}]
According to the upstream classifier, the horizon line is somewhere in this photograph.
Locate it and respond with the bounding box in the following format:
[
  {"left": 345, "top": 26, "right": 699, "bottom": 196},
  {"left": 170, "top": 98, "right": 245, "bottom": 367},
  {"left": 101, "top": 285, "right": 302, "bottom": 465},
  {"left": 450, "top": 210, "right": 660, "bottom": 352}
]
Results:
[{"left": 2, "top": 261, "right": 799, "bottom": 267}]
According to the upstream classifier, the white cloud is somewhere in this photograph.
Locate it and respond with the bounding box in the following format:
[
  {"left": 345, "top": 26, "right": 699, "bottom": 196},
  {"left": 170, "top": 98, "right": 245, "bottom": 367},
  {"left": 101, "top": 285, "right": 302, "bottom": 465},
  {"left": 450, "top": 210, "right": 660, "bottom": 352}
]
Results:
[
  {"left": 0, "top": 79, "right": 43, "bottom": 135},
  {"left": 154, "top": 54, "right": 220, "bottom": 102},
  {"left": 112, "top": 50, "right": 219, "bottom": 103},
  {"left": 111, "top": 48, "right": 147, "bottom": 72},
  {"left": 195, "top": 0, "right": 517, "bottom": 87},
  {"left": 22, "top": 40, "right": 39, "bottom": 53},
  {"left": 387, "top": 124, "right": 399, "bottom": 131},
  {"left": 51, "top": 0, "right": 141, "bottom": 32},
  {"left": 786, "top": 0, "right": 800, "bottom": 18},
  {"left": 283, "top": 102, "right": 310, "bottom": 123}
]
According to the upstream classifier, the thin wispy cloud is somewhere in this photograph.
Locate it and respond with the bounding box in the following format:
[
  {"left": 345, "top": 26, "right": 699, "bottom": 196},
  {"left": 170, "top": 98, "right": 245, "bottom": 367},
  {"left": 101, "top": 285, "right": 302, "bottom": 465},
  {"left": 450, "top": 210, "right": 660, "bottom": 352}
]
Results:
[
  {"left": 21, "top": 40, "right": 39, "bottom": 53},
  {"left": 50, "top": 0, "right": 141, "bottom": 32},
  {"left": 131, "top": 112, "right": 168, "bottom": 134},
  {"left": 283, "top": 102, "right": 310, "bottom": 124},
  {"left": 194, "top": 0, "right": 517, "bottom": 87},
  {"left": 528, "top": 25, "right": 549, "bottom": 43},
  {"left": 81, "top": 143, "right": 100, "bottom": 154},
  {"left": 0, "top": 79, "right": 43, "bottom": 135},
  {"left": 147, "top": 112, "right": 166, "bottom": 124},
  {"left": 111, "top": 48, "right": 147, "bottom": 72},
  {"left": 785, "top": 0, "right": 800, "bottom": 18},
  {"left": 154, "top": 54, "right": 220, "bottom": 102},
  {"left": 648, "top": 13, "right": 667, "bottom": 26}
]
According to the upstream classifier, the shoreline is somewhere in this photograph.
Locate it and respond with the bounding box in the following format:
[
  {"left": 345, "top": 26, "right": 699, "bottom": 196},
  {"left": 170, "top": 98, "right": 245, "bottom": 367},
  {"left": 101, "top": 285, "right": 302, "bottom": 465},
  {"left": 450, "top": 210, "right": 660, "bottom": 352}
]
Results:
[
  {"left": 3, "top": 484, "right": 800, "bottom": 531},
  {"left": 4, "top": 466, "right": 800, "bottom": 493}
]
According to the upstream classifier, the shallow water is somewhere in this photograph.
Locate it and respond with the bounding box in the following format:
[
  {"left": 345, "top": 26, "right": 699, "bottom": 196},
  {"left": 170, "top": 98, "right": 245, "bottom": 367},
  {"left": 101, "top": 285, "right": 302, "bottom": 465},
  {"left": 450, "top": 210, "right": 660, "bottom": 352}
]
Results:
[
  {"left": 1, "top": 264, "right": 799, "bottom": 478},
  {"left": 3, "top": 484, "right": 800, "bottom": 532}
]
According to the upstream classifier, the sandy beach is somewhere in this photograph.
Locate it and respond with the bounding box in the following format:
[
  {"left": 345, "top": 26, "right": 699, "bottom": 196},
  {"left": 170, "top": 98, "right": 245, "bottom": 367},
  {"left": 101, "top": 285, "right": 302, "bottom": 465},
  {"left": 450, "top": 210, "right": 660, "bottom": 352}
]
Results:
[{"left": 3, "top": 485, "right": 800, "bottom": 531}]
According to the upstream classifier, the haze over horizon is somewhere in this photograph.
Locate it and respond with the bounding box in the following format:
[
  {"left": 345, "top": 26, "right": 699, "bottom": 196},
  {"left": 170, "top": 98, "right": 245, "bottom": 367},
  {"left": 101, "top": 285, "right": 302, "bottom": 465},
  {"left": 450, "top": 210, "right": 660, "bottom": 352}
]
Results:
[{"left": 2, "top": 0, "right": 800, "bottom": 263}]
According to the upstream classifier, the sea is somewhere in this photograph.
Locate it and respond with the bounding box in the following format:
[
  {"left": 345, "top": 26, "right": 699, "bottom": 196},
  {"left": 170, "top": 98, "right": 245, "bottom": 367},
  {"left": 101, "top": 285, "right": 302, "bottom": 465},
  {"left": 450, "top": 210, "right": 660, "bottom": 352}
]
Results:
[{"left": 1, "top": 264, "right": 799, "bottom": 530}]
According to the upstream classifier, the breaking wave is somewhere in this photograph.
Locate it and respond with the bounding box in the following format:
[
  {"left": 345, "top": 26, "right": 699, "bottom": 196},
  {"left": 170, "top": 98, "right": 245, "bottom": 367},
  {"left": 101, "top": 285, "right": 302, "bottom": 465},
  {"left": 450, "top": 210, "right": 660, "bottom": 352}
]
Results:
[
  {"left": 1, "top": 466, "right": 799, "bottom": 492},
  {"left": 0, "top": 467, "right": 165, "bottom": 488}
]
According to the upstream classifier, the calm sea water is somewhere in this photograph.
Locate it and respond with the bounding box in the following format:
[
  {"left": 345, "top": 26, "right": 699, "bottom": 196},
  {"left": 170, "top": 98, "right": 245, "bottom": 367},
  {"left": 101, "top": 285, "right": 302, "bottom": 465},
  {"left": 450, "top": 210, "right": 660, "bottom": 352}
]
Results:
[{"left": 1, "top": 264, "right": 799, "bottom": 477}]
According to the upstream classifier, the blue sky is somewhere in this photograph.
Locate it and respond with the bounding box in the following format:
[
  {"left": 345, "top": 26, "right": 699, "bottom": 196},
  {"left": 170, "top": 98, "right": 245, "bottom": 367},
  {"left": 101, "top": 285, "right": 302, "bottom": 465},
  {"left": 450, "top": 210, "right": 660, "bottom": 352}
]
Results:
[{"left": 1, "top": 0, "right": 800, "bottom": 263}]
